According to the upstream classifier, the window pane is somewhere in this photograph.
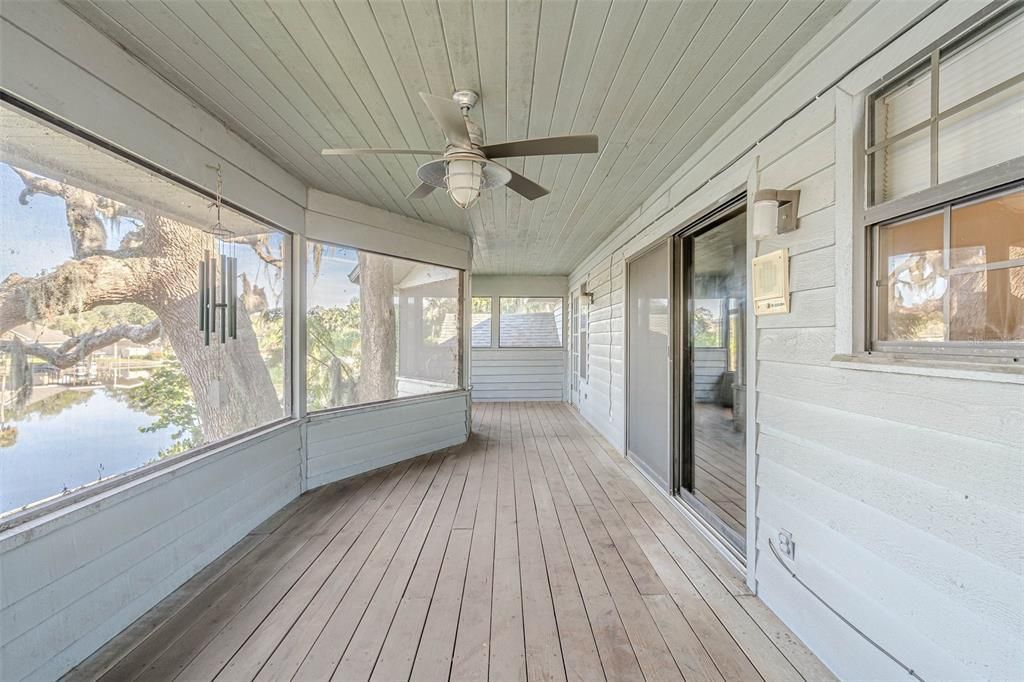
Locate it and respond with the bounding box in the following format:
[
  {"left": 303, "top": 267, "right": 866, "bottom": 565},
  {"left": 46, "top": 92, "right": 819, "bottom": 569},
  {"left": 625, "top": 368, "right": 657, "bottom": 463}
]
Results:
[
  {"left": 499, "top": 297, "right": 563, "bottom": 347},
  {"left": 950, "top": 189, "right": 1024, "bottom": 268},
  {"left": 693, "top": 299, "right": 724, "bottom": 347},
  {"left": 871, "top": 64, "right": 931, "bottom": 144},
  {"left": 872, "top": 128, "right": 931, "bottom": 203},
  {"left": 471, "top": 297, "right": 492, "bottom": 347},
  {"left": 938, "top": 12, "right": 1024, "bottom": 111},
  {"left": 939, "top": 82, "right": 1024, "bottom": 184},
  {"left": 0, "top": 105, "right": 289, "bottom": 515},
  {"left": 305, "top": 243, "right": 462, "bottom": 411},
  {"left": 876, "top": 211, "right": 947, "bottom": 342},
  {"left": 950, "top": 267, "right": 1024, "bottom": 341}
]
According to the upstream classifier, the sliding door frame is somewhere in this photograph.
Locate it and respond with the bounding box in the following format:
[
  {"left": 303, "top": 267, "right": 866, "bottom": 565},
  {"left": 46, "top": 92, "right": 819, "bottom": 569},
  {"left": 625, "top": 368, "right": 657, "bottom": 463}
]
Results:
[{"left": 671, "top": 190, "right": 749, "bottom": 562}]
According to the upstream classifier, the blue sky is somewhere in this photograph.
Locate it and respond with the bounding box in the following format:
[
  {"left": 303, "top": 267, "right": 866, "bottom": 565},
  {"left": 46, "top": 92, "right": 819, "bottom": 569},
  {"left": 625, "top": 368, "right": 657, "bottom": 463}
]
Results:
[
  {"left": 0, "top": 164, "right": 73, "bottom": 279},
  {"left": 307, "top": 244, "right": 360, "bottom": 309},
  {"left": 0, "top": 163, "right": 288, "bottom": 309}
]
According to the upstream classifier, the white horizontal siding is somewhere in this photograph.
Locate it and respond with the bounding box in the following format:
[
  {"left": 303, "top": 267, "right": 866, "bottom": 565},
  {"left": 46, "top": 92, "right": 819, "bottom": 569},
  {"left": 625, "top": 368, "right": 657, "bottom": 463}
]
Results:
[
  {"left": 0, "top": 426, "right": 302, "bottom": 682},
  {"left": 472, "top": 348, "right": 565, "bottom": 402},
  {"left": 306, "top": 392, "right": 470, "bottom": 489},
  {"left": 569, "top": 2, "right": 1024, "bottom": 680},
  {"left": 694, "top": 348, "right": 727, "bottom": 403}
]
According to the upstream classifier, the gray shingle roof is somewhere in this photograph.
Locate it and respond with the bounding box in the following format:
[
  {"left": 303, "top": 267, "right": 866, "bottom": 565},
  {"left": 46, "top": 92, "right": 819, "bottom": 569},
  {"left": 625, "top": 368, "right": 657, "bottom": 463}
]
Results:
[{"left": 499, "top": 312, "right": 560, "bottom": 347}]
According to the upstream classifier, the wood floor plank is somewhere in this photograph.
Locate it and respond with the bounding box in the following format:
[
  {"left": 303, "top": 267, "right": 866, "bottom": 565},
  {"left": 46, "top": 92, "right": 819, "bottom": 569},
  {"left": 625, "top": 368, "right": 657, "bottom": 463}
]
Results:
[
  {"left": 335, "top": 461, "right": 468, "bottom": 680},
  {"left": 511, "top": 403, "right": 567, "bottom": 682},
  {"left": 293, "top": 454, "right": 452, "bottom": 680},
  {"left": 489, "top": 403, "right": 527, "bottom": 681},
  {"left": 251, "top": 456, "right": 435, "bottom": 681},
  {"left": 521, "top": 404, "right": 606, "bottom": 682},
  {"left": 176, "top": 471, "right": 399, "bottom": 680},
  {"left": 568, "top": 432, "right": 753, "bottom": 682},
  {"left": 410, "top": 528, "right": 474, "bottom": 680},
  {"left": 77, "top": 401, "right": 832, "bottom": 682},
  {"left": 371, "top": 442, "right": 479, "bottom": 681},
  {"left": 451, "top": 402, "right": 501, "bottom": 680},
  {"left": 575, "top": 505, "right": 684, "bottom": 682},
  {"left": 533, "top": 410, "right": 643, "bottom": 682}
]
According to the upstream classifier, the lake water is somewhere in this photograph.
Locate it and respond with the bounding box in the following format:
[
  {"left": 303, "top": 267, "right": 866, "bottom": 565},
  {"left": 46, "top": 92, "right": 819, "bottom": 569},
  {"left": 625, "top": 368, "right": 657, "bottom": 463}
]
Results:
[{"left": 0, "top": 388, "right": 175, "bottom": 513}]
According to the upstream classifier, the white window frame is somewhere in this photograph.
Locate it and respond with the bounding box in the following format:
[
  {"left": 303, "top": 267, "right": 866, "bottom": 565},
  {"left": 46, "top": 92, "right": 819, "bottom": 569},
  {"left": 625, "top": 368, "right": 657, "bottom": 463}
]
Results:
[
  {"left": 470, "top": 295, "right": 495, "bottom": 349},
  {"left": 852, "top": 5, "right": 1024, "bottom": 364}
]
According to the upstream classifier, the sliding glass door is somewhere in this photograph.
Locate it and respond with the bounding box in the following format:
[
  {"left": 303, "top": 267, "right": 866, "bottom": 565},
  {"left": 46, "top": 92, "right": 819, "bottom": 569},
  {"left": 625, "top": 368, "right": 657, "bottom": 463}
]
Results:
[
  {"left": 677, "top": 206, "right": 748, "bottom": 552},
  {"left": 626, "top": 242, "right": 671, "bottom": 490}
]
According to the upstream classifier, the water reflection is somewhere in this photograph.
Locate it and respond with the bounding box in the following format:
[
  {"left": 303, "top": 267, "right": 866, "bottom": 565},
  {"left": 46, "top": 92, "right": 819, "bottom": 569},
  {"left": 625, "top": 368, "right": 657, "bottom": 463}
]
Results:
[{"left": 0, "top": 388, "right": 175, "bottom": 513}]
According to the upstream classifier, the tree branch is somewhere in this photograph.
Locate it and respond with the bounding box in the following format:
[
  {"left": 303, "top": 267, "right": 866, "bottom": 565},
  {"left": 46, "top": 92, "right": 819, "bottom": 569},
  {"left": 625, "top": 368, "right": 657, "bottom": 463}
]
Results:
[
  {"left": 12, "top": 167, "right": 145, "bottom": 258},
  {"left": 0, "top": 255, "right": 153, "bottom": 334},
  {"left": 229, "top": 234, "right": 283, "bottom": 269},
  {"left": 0, "top": 319, "right": 161, "bottom": 369}
]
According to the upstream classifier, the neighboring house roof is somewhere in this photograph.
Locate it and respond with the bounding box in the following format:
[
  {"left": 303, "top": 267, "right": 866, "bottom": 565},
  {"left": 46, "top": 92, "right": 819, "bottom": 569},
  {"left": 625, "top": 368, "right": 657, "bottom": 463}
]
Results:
[
  {"left": 435, "top": 312, "right": 559, "bottom": 347},
  {"left": 498, "top": 312, "right": 560, "bottom": 347},
  {"left": 435, "top": 313, "right": 490, "bottom": 346},
  {"left": 471, "top": 315, "right": 490, "bottom": 346},
  {"left": 3, "top": 322, "right": 71, "bottom": 347}
]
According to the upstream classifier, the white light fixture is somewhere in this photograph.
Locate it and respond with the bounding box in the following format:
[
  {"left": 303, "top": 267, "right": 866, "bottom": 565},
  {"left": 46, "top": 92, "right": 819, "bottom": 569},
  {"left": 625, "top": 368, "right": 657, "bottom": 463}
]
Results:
[
  {"left": 753, "top": 189, "right": 800, "bottom": 240},
  {"left": 416, "top": 151, "right": 510, "bottom": 210},
  {"left": 445, "top": 157, "right": 483, "bottom": 209}
]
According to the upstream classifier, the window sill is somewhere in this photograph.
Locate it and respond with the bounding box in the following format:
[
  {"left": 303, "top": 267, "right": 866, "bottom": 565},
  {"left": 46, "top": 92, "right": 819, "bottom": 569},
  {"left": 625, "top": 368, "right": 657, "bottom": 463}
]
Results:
[
  {"left": 830, "top": 353, "right": 1024, "bottom": 384},
  {"left": 306, "top": 388, "right": 469, "bottom": 422}
]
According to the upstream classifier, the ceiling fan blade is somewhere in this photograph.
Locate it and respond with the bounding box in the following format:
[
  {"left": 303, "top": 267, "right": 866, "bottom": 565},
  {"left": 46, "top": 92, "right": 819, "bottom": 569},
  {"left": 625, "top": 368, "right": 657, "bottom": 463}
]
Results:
[
  {"left": 322, "top": 148, "right": 438, "bottom": 156},
  {"left": 419, "top": 93, "right": 472, "bottom": 148},
  {"left": 492, "top": 163, "right": 549, "bottom": 200},
  {"left": 407, "top": 182, "right": 437, "bottom": 200},
  {"left": 479, "top": 134, "right": 599, "bottom": 159}
]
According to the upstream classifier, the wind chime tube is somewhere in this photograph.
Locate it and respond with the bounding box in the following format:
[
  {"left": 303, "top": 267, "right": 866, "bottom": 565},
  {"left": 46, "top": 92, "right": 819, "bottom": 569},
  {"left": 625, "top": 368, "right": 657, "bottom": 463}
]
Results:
[
  {"left": 228, "top": 257, "right": 238, "bottom": 340},
  {"left": 208, "top": 253, "right": 218, "bottom": 336},
  {"left": 219, "top": 254, "right": 228, "bottom": 344},
  {"left": 198, "top": 257, "right": 207, "bottom": 331}
]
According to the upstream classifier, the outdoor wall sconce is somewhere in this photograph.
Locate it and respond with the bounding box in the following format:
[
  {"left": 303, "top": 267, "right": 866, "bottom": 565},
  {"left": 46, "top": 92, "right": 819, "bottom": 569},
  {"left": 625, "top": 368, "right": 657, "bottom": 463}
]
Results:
[
  {"left": 753, "top": 189, "right": 800, "bottom": 240},
  {"left": 581, "top": 288, "right": 595, "bottom": 305}
]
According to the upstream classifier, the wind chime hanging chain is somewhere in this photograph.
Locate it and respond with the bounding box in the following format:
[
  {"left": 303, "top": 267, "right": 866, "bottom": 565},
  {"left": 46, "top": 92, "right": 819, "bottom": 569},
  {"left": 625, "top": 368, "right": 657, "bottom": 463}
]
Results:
[{"left": 198, "top": 166, "right": 238, "bottom": 346}]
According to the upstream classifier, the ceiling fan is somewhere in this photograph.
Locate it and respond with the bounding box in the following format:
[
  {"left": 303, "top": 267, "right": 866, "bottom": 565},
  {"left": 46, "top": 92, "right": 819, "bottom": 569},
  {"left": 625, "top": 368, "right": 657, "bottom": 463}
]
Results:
[{"left": 321, "top": 90, "right": 599, "bottom": 209}]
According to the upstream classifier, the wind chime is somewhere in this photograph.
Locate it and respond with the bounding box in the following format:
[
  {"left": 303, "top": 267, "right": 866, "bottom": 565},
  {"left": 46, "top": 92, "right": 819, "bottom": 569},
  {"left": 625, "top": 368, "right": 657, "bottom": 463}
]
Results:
[{"left": 198, "top": 168, "right": 238, "bottom": 346}]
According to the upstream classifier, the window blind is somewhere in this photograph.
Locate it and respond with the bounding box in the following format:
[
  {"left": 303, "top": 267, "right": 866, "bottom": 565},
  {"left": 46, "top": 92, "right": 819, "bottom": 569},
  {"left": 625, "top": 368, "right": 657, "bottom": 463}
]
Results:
[{"left": 873, "top": 12, "right": 1024, "bottom": 203}]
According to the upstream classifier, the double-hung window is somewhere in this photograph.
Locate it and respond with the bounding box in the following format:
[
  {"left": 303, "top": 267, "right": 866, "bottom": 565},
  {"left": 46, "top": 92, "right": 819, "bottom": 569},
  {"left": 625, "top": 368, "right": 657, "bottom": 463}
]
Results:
[{"left": 864, "top": 6, "right": 1023, "bottom": 358}]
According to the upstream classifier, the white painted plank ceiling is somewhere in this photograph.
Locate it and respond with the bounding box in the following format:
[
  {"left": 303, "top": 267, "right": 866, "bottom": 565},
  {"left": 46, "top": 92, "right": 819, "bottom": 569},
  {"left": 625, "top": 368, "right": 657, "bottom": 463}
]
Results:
[{"left": 66, "top": 0, "right": 847, "bottom": 274}]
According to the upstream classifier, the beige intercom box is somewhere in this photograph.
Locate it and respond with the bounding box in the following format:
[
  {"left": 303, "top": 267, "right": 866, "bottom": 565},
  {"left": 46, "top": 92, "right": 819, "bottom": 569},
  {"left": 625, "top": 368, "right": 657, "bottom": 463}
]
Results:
[{"left": 752, "top": 248, "right": 790, "bottom": 315}]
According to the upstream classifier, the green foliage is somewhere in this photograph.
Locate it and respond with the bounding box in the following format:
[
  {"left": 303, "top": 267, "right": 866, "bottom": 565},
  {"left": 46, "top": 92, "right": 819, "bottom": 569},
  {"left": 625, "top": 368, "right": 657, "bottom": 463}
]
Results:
[
  {"left": 123, "top": 364, "right": 201, "bottom": 458},
  {"left": 472, "top": 297, "right": 491, "bottom": 313},
  {"left": 249, "top": 308, "right": 287, "bottom": 398},
  {"left": 422, "top": 297, "right": 458, "bottom": 343},
  {"left": 693, "top": 306, "right": 723, "bottom": 348},
  {"left": 48, "top": 303, "right": 157, "bottom": 337},
  {"left": 306, "top": 303, "right": 362, "bottom": 410}
]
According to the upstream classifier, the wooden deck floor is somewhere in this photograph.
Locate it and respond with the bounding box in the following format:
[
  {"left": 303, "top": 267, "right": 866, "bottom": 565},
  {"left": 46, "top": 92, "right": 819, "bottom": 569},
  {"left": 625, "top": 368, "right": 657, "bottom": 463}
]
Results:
[
  {"left": 693, "top": 404, "right": 747, "bottom": 537},
  {"left": 66, "top": 402, "right": 831, "bottom": 682}
]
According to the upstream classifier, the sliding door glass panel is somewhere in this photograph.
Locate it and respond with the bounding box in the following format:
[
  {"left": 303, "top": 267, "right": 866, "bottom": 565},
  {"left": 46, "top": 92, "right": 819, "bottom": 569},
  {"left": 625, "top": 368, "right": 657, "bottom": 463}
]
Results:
[
  {"left": 687, "top": 212, "right": 747, "bottom": 542},
  {"left": 0, "top": 103, "right": 289, "bottom": 515},
  {"left": 627, "top": 242, "right": 671, "bottom": 490}
]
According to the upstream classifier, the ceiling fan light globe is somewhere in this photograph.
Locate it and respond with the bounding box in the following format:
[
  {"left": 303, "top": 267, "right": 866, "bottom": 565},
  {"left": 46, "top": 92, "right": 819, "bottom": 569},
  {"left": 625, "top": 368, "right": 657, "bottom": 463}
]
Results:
[{"left": 446, "top": 158, "right": 483, "bottom": 209}]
